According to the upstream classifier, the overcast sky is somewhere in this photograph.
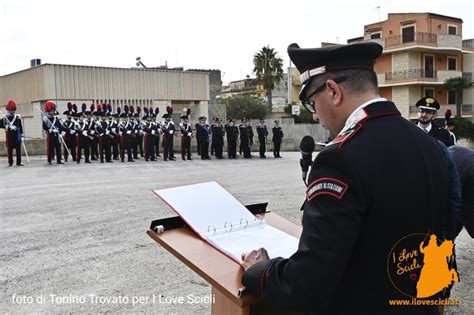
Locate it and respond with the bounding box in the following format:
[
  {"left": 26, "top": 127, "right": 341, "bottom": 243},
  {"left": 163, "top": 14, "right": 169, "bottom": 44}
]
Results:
[{"left": 0, "top": 0, "right": 472, "bottom": 85}]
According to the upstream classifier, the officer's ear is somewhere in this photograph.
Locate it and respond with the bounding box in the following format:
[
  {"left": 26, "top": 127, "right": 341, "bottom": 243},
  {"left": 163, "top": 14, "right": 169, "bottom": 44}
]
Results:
[{"left": 326, "top": 80, "right": 343, "bottom": 106}]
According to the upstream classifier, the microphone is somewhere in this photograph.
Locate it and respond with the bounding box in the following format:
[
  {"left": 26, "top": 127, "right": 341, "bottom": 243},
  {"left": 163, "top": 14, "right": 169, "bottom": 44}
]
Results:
[{"left": 300, "top": 136, "right": 315, "bottom": 185}]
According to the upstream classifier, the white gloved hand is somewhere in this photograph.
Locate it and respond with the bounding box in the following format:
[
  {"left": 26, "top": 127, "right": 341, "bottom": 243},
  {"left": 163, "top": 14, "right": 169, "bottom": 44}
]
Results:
[
  {"left": 70, "top": 130, "right": 76, "bottom": 135},
  {"left": 21, "top": 136, "right": 24, "bottom": 142},
  {"left": 126, "top": 130, "right": 132, "bottom": 135},
  {"left": 112, "top": 128, "right": 116, "bottom": 133},
  {"left": 11, "top": 126, "right": 17, "bottom": 131},
  {"left": 151, "top": 130, "right": 156, "bottom": 135},
  {"left": 169, "top": 130, "right": 174, "bottom": 135},
  {"left": 187, "top": 132, "right": 192, "bottom": 137},
  {"left": 82, "top": 131, "right": 88, "bottom": 136},
  {"left": 90, "top": 130, "right": 95, "bottom": 135},
  {"left": 106, "top": 130, "right": 110, "bottom": 135}
]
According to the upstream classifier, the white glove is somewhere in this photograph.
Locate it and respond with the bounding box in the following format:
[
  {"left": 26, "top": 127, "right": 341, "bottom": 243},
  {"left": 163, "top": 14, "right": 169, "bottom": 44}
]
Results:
[
  {"left": 126, "top": 130, "right": 132, "bottom": 135},
  {"left": 70, "top": 130, "right": 76, "bottom": 135},
  {"left": 90, "top": 130, "right": 95, "bottom": 135},
  {"left": 82, "top": 131, "right": 88, "bottom": 136},
  {"left": 112, "top": 128, "right": 116, "bottom": 133},
  {"left": 134, "top": 130, "right": 138, "bottom": 134},
  {"left": 151, "top": 130, "right": 156, "bottom": 135},
  {"left": 21, "top": 136, "right": 24, "bottom": 142},
  {"left": 52, "top": 129, "right": 59, "bottom": 133},
  {"left": 106, "top": 130, "right": 110, "bottom": 135},
  {"left": 169, "top": 130, "right": 174, "bottom": 135},
  {"left": 187, "top": 132, "right": 192, "bottom": 137},
  {"left": 11, "top": 126, "right": 17, "bottom": 131}
]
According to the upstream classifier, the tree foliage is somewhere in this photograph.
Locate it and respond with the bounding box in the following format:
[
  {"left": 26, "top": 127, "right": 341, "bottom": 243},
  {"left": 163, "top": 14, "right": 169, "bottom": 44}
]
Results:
[
  {"left": 253, "top": 46, "right": 284, "bottom": 109},
  {"left": 224, "top": 95, "right": 269, "bottom": 120},
  {"left": 443, "top": 77, "right": 473, "bottom": 118}
]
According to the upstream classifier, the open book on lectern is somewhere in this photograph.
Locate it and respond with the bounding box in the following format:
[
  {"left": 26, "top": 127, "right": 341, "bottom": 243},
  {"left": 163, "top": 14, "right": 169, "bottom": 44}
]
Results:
[{"left": 153, "top": 181, "right": 299, "bottom": 264}]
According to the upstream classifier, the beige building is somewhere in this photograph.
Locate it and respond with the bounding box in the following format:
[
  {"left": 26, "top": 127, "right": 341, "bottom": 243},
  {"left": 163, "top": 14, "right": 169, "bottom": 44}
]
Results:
[
  {"left": 289, "top": 13, "right": 474, "bottom": 119},
  {"left": 0, "top": 63, "right": 210, "bottom": 140}
]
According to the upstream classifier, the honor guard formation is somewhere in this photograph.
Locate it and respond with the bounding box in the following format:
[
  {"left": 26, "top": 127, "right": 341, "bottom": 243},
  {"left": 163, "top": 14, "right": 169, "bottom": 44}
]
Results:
[{"left": 1, "top": 99, "right": 286, "bottom": 166}]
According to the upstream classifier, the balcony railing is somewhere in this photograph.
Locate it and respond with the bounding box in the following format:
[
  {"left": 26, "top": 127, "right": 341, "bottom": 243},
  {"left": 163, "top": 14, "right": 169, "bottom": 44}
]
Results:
[
  {"left": 463, "top": 72, "right": 473, "bottom": 82},
  {"left": 386, "top": 69, "right": 437, "bottom": 81},
  {"left": 385, "top": 32, "right": 436, "bottom": 48},
  {"left": 463, "top": 39, "right": 474, "bottom": 49},
  {"left": 462, "top": 104, "right": 473, "bottom": 113},
  {"left": 410, "top": 105, "right": 473, "bottom": 115}
]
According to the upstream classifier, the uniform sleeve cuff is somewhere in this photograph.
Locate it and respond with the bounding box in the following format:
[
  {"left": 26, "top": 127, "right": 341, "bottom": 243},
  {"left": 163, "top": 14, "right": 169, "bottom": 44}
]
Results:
[{"left": 242, "top": 260, "right": 273, "bottom": 297}]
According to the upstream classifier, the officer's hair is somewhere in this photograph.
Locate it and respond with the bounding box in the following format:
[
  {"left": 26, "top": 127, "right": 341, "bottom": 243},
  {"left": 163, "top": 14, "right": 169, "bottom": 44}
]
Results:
[{"left": 309, "top": 69, "right": 378, "bottom": 96}]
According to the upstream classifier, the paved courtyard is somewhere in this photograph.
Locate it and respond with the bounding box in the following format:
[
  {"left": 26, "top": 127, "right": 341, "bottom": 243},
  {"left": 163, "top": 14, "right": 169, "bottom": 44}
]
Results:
[{"left": 0, "top": 152, "right": 472, "bottom": 314}]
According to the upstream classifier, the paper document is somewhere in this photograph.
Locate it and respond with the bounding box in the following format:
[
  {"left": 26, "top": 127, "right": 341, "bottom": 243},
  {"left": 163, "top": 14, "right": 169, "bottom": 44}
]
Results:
[{"left": 154, "top": 181, "right": 299, "bottom": 263}]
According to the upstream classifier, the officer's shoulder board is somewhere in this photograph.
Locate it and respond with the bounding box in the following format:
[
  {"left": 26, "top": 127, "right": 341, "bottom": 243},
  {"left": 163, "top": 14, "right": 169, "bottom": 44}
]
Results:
[
  {"left": 327, "top": 124, "right": 363, "bottom": 149},
  {"left": 306, "top": 177, "right": 349, "bottom": 201}
]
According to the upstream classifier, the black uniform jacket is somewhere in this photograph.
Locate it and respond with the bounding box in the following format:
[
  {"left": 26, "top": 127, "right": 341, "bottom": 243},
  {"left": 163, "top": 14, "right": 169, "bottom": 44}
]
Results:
[
  {"left": 242, "top": 101, "right": 449, "bottom": 315},
  {"left": 426, "top": 122, "right": 454, "bottom": 147}
]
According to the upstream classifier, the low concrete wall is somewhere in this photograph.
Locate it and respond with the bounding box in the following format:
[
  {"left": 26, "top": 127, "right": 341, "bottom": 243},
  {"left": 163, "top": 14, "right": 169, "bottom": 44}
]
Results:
[{"left": 1, "top": 119, "right": 330, "bottom": 156}]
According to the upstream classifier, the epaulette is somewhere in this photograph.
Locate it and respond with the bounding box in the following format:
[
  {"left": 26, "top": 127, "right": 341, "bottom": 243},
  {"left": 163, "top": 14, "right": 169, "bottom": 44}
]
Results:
[{"left": 327, "top": 124, "right": 363, "bottom": 149}]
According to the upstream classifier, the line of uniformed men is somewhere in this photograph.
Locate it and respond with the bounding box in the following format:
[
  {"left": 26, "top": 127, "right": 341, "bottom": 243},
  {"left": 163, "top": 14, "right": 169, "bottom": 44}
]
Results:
[{"left": 39, "top": 102, "right": 285, "bottom": 165}]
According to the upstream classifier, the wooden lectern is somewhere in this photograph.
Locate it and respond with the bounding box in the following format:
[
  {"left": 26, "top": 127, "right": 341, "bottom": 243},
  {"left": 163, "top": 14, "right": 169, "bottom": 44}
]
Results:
[{"left": 147, "top": 204, "right": 303, "bottom": 315}]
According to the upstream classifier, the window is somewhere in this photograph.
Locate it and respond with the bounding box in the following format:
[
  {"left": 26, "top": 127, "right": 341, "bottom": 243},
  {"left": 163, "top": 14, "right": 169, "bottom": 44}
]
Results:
[
  {"left": 448, "top": 57, "right": 456, "bottom": 71},
  {"left": 448, "top": 25, "right": 457, "bottom": 35},
  {"left": 371, "top": 33, "right": 381, "bottom": 39},
  {"left": 424, "top": 88, "right": 434, "bottom": 98},
  {"left": 402, "top": 26, "right": 415, "bottom": 43},
  {"left": 424, "top": 55, "right": 434, "bottom": 78},
  {"left": 448, "top": 90, "right": 456, "bottom": 104}
]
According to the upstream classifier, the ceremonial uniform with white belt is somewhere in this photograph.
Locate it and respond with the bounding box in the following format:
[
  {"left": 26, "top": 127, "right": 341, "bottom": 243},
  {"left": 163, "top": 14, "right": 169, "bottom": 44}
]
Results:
[{"left": 0, "top": 99, "right": 24, "bottom": 166}]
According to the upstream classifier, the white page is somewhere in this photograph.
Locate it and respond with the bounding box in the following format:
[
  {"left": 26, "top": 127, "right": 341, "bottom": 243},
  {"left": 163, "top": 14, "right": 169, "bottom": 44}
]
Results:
[
  {"left": 154, "top": 181, "right": 255, "bottom": 234},
  {"left": 205, "top": 221, "right": 299, "bottom": 261}
]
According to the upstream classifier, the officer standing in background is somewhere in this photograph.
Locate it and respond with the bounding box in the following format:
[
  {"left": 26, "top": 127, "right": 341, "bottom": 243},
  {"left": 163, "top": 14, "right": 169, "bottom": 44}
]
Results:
[
  {"left": 239, "top": 119, "right": 251, "bottom": 158},
  {"left": 242, "top": 42, "right": 450, "bottom": 314},
  {"left": 196, "top": 116, "right": 211, "bottom": 160},
  {"left": 152, "top": 107, "right": 161, "bottom": 157},
  {"left": 119, "top": 105, "right": 134, "bottom": 163},
  {"left": 77, "top": 107, "right": 92, "bottom": 164},
  {"left": 161, "top": 108, "right": 176, "bottom": 161},
  {"left": 225, "top": 118, "right": 239, "bottom": 159},
  {"left": 272, "top": 120, "right": 283, "bottom": 158},
  {"left": 42, "top": 101, "right": 63, "bottom": 165},
  {"left": 248, "top": 119, "right": 254, "bottom": 155},
  {"left": 211, "top": 118, "right": 225, "bottom": 159},
  {"left": 61, "top": 103, "right": 77, "bottom": 162},
  {"left": 0, "top": 99, "right": 24, "bottom": 166},
  {"left": 415, "top": 97, "right": 454, "bottom": 147},
  {"left": 179, "top": 114, "right": 193, "bottom": 161},
  {"left": 89, "top": 104, "right": 99, "bottom": 160},
  {"left": 195, "top": 116, "right": 201, "bottom": 156},
  {"left": 256, "top": 118, "right": 268, "bottom": 158},
  {"left": 142, "top": 107, "right": 156, "bottom": 162}
]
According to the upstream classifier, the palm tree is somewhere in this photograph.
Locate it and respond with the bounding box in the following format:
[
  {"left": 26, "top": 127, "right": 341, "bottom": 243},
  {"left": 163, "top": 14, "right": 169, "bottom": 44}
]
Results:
[
  {"left": 443, "top": 76, "right": 473, "bottom": 118},
  {"left": 253, "top": 46, "right": 284, "bottom": 110}
]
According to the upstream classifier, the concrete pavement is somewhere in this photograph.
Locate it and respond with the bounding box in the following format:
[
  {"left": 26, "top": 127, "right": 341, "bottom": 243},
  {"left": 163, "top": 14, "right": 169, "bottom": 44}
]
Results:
[{"left": 0, "top": 152, "right": 472, "bottom": 314}]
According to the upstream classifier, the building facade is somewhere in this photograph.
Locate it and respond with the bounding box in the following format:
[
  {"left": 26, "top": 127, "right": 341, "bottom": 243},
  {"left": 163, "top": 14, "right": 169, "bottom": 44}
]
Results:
[
  {"left": 288, "top": 13, "right": 474, "bottom": 120},
  {"left": 0, "top": 64, "right": 210, "bottom": 139},
  {"left": 221, "top": 75, "right": 288, "bottom": 112},
  {"left": 350, "top": 12, "right": 474, "bottom": 119}
]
